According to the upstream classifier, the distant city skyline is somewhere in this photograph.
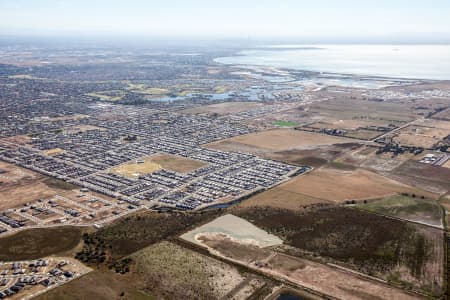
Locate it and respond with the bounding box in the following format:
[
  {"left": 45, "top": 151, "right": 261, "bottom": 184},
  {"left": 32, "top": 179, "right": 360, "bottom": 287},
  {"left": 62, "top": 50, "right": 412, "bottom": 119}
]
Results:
[{"left": 0, "top": 0, "right": 450, "bottom": 43}]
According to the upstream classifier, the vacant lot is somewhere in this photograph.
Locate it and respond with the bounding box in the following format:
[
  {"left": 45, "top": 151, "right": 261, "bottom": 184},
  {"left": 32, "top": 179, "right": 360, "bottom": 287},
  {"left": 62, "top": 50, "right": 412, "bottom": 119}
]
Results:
[
  {"left": 391, "top": 161, "right": 450, "bottom": 194},
  {"left": 304, "top": 97, "right": 417, "bottom": 124},
  {"left": 280, "top": 167, "right": 432, "bottom": 203},
  {"left": 183, "top": 101, "right": 261, "bottom": 114},
  {"left": 112, "top": 157, "right": 162, "bottom": 178},
  {"left": 0, "top": 180, "right": 57, "bottom": 210},
  {"left": 266, "top": 143, "right": 361, "bottom": 167},
  {"left": 357, "top": 195, "right": 443, "bottom": 228},
  {"left": 0, "top": 226, "right": 83, "bottom": 260},
  {"left": 208, "top": 129, "right": 358, "bottom": 153},
  {"left": 112, "top": 154, "right": 206, "bottom": 177},
  {"left": 234, "top": 206, "right": 444, "bottom": 296},
  {"left": 43, "top": 148, "right": 65, "bottom": 156},
  {"left": 237, "top": 186, "right": 329, "bottom": 211},
  {"left": 37, "top": 270, "right": 154, "bottom": 300},
  {"left": 151, "top": 154, "right": 206, "bottom": 173}
]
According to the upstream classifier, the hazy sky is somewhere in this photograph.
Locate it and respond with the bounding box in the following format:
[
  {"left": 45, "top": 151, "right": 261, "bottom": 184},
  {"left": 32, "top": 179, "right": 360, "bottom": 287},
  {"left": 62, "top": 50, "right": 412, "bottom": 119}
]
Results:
[{"left": 1, "top": 0, "right": 450, "bottom": 40}]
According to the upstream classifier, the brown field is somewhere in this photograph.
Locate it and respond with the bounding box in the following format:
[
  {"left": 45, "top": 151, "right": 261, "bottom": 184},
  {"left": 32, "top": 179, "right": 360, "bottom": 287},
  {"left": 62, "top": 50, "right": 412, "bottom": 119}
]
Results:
[
  {"left": 433, "top": 107, "right": 450, "bottom": 121},
  {"left": 151, "top": 154, "right": 206, "bottom": 173},
  {"left": 0, "top": 180, "right": 57, "bottom": 211},
  {"left": 266, "top": 143, "right": 361, "bottom": 167},
  {"left": 36, "top": 270, "right": 153, "bottom": 300},
  {"left": 198, "top": 233, "right": 425, "bottom": 300},
  {"left": 43, "top": 148, "right": 65, "bottom": 156},
  {"left": 390, "top": 119, "right": 450, "bottom": 148},
  {"left": 444, "top": 160, "right": 450, "bottom": 168},
  {"left": 389, "top": 161, "right": 450, "bottom": 194},
  {"left": 112, "top": 154, "right": 205, "bottom": 177},
  {"left": 183, "top": 101, "right": 261, "bottom": 114},
  {"left": 208, "top": 129, "right": 358, "bottom": 153},
  {"left": 112, "top": 157, "right": 162, "bottom": 178},
  {"left": 279, "top": 167, "right": 435, "bottom": 203},
  {"left": 303, "top": 97, "right": 418, "bottom": 124},
  {"left": 238, "top": 186, "right": 330, "bottom": 211}
]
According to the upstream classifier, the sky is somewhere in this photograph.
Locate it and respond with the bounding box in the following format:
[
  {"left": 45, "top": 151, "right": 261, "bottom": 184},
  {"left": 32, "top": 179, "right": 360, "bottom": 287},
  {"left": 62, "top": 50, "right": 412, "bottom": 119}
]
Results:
[{"left": 0, "top": 0, "right": 450, "bottom": 42}]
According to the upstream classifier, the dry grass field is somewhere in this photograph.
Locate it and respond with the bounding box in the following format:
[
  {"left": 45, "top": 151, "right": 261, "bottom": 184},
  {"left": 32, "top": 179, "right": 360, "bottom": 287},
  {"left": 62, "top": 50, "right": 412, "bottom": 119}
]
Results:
[
  {"left": 0, "top": 180, "right": 57, "bottom": 210},
  {"left": 151, "top": 154, "right": 206, "bottom": 173},
  {"left": 208, "top": 129, "right": 357, "bottom": 153},
  {"left": 279, "top": 167, "right": 435, "bottom": 203},
  {"left": 390, "top": 161, "right": 450, "bottom": 195},
  {"left": 43, "top": 148, "right": 65, "bottom": 156},
  {"left": 112, "top": 157, "right": 162, "bottom": 178},
  {"left": 238, "top": 186, "right": 330, "bottom": 210},
  {"left": 304, "top": 97, "right": 418, "bottom": 124},
  {"left": 112, "top": 154, "right": 205, "bottom": 177}
]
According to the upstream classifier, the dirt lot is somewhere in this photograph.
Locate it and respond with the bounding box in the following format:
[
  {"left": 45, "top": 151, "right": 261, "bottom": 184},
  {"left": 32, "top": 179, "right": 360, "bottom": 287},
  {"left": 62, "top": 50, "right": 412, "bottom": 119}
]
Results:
[
  {"left": 337, "top": 146, "right": 405, "bottom": 170},
  {"left": 233, "top": 206, "right": 444, "bottom": 296},
  {"left": 0, "top": 180, "right": 57, "bottom": 210},
  {"left": 278, "top": 167, "right": 434, "bottom": 203},
  {"left": 208, "top": 129, "right": 358, "bottom": 153},
  {"left": 183, "top": 101, "right": 261, "bottom": 114},
  {"left": 198, "top": 231, "right": 425, "bottom": 300}
]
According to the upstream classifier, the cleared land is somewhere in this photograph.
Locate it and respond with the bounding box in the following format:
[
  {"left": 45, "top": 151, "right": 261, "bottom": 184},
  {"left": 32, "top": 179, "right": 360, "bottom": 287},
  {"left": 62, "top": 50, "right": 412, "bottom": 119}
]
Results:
[
  {"left": 112, "top": 154, "right": 206, "bottom": 177},
  {"left": 279, "top": 167, "right": 434, "bottom": 203},
  {"left": 237, "top": 187, "right": 329, "bottom": 211},
  {"left": 151, "top": 154, "right": 206, "bottom": 173},
  {"left": 43, "top": 148, "right": 65, "bottom": 156},
  {"left": 357, "top": 195, "right": 443, "bottom": 228},
  {"left": 266, "top": 143, "right": 361, "bottom": 167},
  {"left": 0, "top": 180, "right": 57, "bottom": 210},
  {"left": 208, "top": 129, "right": 358, "bottom": 153},
  {"left": 234, "top": 206, "right": 445, "bottom": 296},
  {"left": 390, "top": 161, "right": 450, "bottom": 195},
  {"left": 112, "top": 157, "right": 162, "bottom": 178}
]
